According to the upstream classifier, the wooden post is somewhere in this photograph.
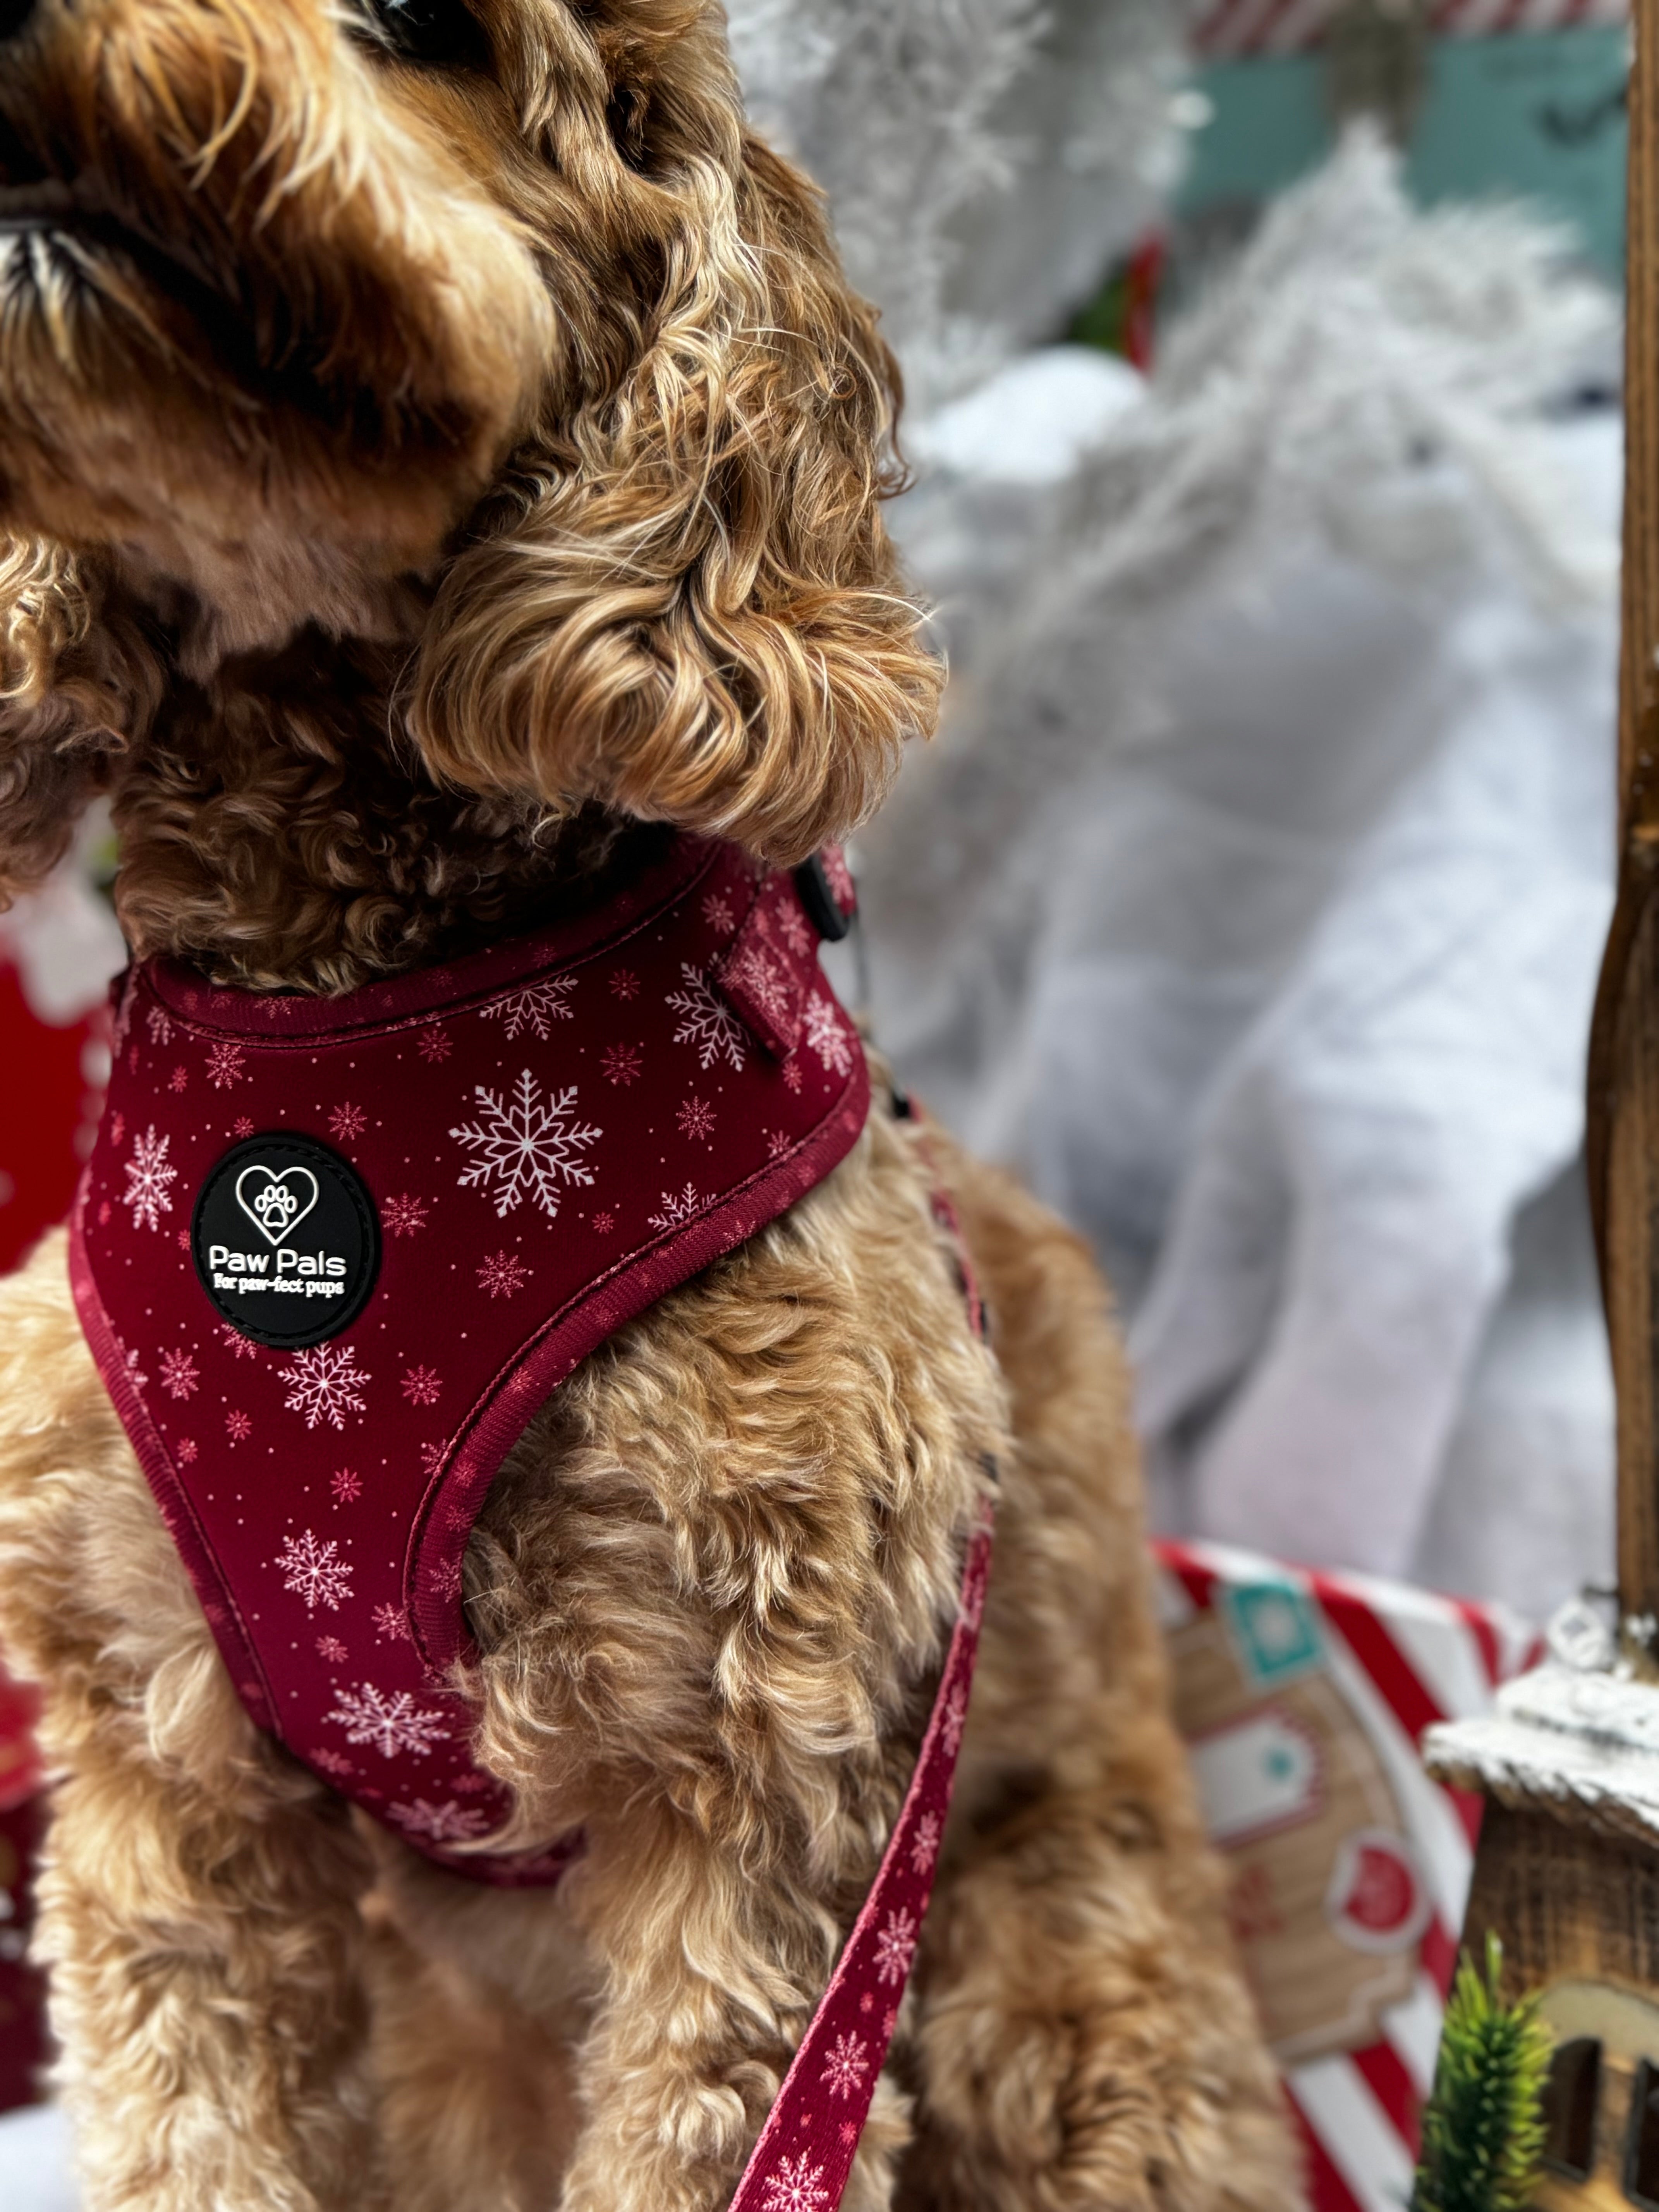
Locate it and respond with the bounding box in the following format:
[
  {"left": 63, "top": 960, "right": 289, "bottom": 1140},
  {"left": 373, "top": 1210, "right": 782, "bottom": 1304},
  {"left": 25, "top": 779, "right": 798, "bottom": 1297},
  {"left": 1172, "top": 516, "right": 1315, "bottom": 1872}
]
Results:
[{"left": 1589, "top": 0, "right": 1659, "bottom": 1652}]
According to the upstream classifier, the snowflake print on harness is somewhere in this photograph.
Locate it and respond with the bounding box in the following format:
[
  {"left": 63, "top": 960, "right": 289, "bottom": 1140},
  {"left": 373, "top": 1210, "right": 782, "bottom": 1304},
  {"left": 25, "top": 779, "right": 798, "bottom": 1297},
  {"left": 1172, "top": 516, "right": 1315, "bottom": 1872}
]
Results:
[
  {"left": 382, "top": 1194, "right": 428, "bottom": 1238},
  {"left": 390, "top": 1798, "right": 491, "bottom": 1845},
  {"left": 727, "top": 940, "right": 796, "bottom": 1036},
  {"left": 122, "top": 1125, "right": 178, "bottom": 1231},
  {"left": 281, "top": 1343, "right": 371, "bottom": 1431},
  {"left": 275, "top": 1530, "right": 354, "bottom": 1614},
  {"left": 451, "top": 1070, "right": 600, "bottom": 1223},
  {"left": 667, "top": 964, "right": 747, "bottom": 1072},
  {"left": 677, "top": 1096, "right": 716, "bottom": 1144},
  {"left": 327, "top": 1682, "right": 450, "bottom": 1759},
  {"left": 761, "top": 2154, "right": 831, "bottom": 2212},
  {"left": 477, "top": 1250, "right": 529, "bottom": 1299},
  {"left": 328, "top": 1102, "right": 368, "bottom": 1145},
  {"left": 649, "top": 1184, "right": 701, "bottom": 1233},
  {"left": 821, "top": 2031, "right": 870, "bottom": 2100},
  {"left": 874, "top": 1907, "right": 917, "bottom": 1986},
  {"left": 481, "top": 975, "right": 575, "bottom": 1042},
  {"left": 803, "top": 993, "right": 853, "bottom": 1079},
  {"left": 158, "top": 1348, "right": 199, "bottom": 1401},
  {"left": 206, "top": 1041, "right": 245, "bottom": 1091}
]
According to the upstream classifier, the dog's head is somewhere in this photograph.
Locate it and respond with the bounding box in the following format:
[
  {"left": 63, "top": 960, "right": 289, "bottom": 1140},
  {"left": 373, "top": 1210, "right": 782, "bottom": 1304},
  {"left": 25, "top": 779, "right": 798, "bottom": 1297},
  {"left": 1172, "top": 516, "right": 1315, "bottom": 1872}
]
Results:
[{"left": 0, "top": 0, "right": 939, "bottom": 918}]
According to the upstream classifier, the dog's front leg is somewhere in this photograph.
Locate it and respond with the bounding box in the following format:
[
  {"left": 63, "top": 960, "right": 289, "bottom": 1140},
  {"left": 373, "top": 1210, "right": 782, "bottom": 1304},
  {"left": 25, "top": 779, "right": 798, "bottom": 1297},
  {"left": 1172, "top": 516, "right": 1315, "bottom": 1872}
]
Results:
[
  {"left": 556, "top": 1803, "right": 905, "bottom": 2212},
  {"left": 34, "top": 1704, "right": 383, "bottom": 2212}
]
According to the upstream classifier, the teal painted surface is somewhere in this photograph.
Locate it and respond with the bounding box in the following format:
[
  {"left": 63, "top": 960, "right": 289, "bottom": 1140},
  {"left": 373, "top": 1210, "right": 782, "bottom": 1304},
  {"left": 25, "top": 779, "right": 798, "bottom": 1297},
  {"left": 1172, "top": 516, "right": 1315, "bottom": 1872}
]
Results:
[{"left": 1178, "top": 27, "right": 1628, "bottom": 277}]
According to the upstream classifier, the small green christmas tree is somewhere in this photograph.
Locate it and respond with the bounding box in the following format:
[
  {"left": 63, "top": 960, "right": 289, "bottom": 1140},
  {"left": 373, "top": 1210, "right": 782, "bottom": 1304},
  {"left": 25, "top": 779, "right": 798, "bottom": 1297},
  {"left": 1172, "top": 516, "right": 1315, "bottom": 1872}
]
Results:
[{"left": 1410, "top": 1934, "right": 1552, "bottom": 2212}]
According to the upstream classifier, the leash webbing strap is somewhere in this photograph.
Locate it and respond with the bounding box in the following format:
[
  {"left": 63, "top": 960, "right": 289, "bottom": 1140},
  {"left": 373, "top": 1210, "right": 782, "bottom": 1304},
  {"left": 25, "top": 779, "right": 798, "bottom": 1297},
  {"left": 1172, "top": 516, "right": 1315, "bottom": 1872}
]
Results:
[{"left": 728, "top": 1180, "right": 992, "bottom": 2212}]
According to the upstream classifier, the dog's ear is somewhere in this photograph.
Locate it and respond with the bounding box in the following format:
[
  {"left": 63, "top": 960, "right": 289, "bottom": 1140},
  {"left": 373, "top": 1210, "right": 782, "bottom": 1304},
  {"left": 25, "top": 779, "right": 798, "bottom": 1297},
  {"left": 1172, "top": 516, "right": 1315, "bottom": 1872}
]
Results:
[
  {"left": 0, "top": 539, "right": 158, "bottom": 904},
  {"left": 409, "top": 123, "right": 942, "bottom": 867}
]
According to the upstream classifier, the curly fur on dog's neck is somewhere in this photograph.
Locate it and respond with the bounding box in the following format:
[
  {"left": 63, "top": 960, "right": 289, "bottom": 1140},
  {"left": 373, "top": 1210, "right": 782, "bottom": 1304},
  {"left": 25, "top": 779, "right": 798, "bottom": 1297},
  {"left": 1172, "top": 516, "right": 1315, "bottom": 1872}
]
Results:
[{"left": 104, "top": 613, "right": 661, "bottom": 997}]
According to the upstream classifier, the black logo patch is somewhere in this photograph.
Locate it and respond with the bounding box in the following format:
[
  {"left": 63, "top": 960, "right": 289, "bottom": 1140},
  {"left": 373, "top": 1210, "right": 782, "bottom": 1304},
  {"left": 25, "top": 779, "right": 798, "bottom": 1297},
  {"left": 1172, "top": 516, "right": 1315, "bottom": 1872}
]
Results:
[{"left": 192, "top": 1133, "right": 381, "bottom": 1349}]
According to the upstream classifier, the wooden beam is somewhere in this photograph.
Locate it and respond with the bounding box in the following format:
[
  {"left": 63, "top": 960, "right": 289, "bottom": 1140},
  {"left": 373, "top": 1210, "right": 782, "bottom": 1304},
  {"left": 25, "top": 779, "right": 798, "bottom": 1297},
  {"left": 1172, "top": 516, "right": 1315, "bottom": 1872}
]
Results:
[{"left": 1587, "top": 0, "right": 1659, "bottom": 1645}]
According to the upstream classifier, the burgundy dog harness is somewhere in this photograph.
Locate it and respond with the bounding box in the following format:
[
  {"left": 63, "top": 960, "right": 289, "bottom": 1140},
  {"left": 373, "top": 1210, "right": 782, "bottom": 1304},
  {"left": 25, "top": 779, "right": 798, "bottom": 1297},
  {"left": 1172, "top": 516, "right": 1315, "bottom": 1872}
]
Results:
[{"left": 69, "top": 828, "right": 994, "bottom": 2208}]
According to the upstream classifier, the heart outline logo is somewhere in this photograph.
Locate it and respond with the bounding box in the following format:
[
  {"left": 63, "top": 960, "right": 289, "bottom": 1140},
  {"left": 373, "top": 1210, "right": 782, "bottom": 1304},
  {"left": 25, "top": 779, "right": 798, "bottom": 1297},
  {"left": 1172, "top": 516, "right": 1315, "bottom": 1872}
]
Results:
[{"left": 234, "top": 1164, "right": 320, "bottom": 1248}]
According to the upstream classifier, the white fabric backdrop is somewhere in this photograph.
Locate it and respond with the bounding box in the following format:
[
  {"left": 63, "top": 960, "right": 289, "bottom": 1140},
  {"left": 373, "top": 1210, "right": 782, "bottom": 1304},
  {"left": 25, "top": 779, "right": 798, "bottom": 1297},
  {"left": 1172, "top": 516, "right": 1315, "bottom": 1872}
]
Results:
[{"left": 851, "top": 137, "right": 1622, "bottom": 1619}]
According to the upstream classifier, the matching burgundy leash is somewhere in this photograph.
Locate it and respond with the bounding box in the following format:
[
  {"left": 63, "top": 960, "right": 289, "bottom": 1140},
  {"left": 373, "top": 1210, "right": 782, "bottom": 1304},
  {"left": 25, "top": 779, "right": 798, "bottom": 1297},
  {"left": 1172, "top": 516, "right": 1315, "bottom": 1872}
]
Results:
[{"left": 728, "top": 1176, "right": 993, "bottom": 2212}]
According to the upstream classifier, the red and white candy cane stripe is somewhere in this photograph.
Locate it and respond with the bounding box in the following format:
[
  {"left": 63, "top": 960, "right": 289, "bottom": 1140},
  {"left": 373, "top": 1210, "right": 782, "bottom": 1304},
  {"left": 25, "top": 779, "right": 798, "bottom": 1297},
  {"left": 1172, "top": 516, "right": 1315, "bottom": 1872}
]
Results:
[{"left": 728, "top": 1508, "right": 994, "bottom": 2212}]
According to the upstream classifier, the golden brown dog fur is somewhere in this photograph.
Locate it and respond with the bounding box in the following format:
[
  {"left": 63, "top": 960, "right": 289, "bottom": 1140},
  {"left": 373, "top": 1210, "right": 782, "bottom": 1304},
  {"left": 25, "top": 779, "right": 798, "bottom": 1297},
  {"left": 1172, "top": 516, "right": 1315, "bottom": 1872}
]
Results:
[{"left": 0, "top": 3, "right": 1302, "bottom": 2206}]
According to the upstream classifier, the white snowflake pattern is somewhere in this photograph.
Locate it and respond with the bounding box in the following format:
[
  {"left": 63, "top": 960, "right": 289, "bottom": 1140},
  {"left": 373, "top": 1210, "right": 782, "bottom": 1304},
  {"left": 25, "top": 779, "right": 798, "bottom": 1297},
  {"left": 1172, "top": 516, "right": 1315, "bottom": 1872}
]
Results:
[
  {"left": 451, "top": 1070, "right": 601, "bottom": 1223},
  {"left": 941, "top": 1682, "right": 968, "bottom": 1757},
  {"left": 761, "top": 2153, "right": 831, "bottom": 2212},
  {"left": 158, "top": 1348, "right": 199, "bottom": 1401},
  {"left": 225, "top": 1408, "right": 252, "bottom": 1443},
  {"left": 777, "top": 900, "right": 815, "bottom": 960},
  {"left": 702, "top": 892, "right": 734, "bottom": 934},
  {"left": 821, "top": 2031, "right": 870, "bottom": 2100},
  {"left": 477, "top": 1250, "right": 529, "bottom": 1299},
  {"left": 609, "top": 968, "right": 639, "bottom": 1001},
  {"left": 281, "top": 1343, "right": 371, "bottom": 1431},
  {"left": 481, "top": 977, "right": 575, "bottom": 1041},
  {"left": 118, "top": 1341, "right": 149, "bottom": 1392},
  {"left": 311, "top": 1747, "right": 354, "bottom": 1778},
  {"left": 327, "top": 1682, "right": 451, "bottom": 1759},
  {"left": 726, "top": 940, "right": 796, "bottom": 1034},
  {"left": 329, "top": 1102, "right": 368, "bottom": 1145},
  {"left": 821, "top": 845, "right": 856, "bottom": 909},
  {"left": 390, "top": 1797, "right": 491, "bottom": 1844},
  {"left": 402, "top": 1365, "right": 443, "bottom": 1407},
  {"left": 676, "top": 1096, "right": 716, "bottom": 1144},
  {"left": 601, "top": 1041, "right": 642, "bottom": 1086},
  {"left": 419, "top": 1440, "right": 446, "bottom": 1477},
  {"left": 648, "top": 1184, "right": 701, "bottom": 1233},
  {"left": 315, "top": 1635, "right": 348, "bottom": 1664},
  {"left": 219, "top": 1322, "right": 261, "bottom": 1361},
  {"left": 275, "top": 1529, "right": 354, "bottom": 1613},
  {"left": 667, "top": 964, "right": 747, "bottom": 1072},
  {"left": 206, "top": 1040, "right": 245, "bottom": 1090},
  {"left": 803, "top": 993, "right": 853, "bottom": 1078},
  {"left": 962, "top": 1563, "right": 988, "bottom": 1632},
  {"left": 382, "top": 1194, "right": 429, "bottom": 1237},
  {"left": 373, "top": 1601, "right": 411, "bottom": 1643},
  {"left": 909, "top": 1810, "right": 942, "bottom": 1876},
  {"left": 121, "top": 1126, "right": 178, "bottom": 1232},
  {"left": 873, "top": 1907, "right": 917, "bottom": 1987},
  {"left": 146, "top": 1004, "right": 173, "bottom": 1048},
  {"left": 417, "top": 1028, "right": 453, "bottom": 1064}
]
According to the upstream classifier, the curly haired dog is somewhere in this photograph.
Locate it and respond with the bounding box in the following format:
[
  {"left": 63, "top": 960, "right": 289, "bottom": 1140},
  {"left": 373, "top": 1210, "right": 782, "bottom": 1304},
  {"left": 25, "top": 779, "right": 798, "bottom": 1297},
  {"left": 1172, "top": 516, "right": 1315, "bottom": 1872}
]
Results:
[{"left": 0, "top": 3, "right": 1301, "bottom": 2209}]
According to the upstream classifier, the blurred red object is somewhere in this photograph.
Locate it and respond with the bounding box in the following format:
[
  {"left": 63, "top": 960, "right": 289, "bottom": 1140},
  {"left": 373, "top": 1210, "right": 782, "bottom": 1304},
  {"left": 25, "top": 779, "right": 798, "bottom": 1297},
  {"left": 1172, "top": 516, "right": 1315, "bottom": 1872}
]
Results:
[
  {"left": 0, "top": 954, "right": 108, "bottom": 1276},
  {"left": 1123, "top": 234, "right": 1164, "bottom": 376},
  {"left": 0, "top": 950, "right": 102, "bottom": 2110},
  {"left": 0, "top": 1653, "right": 45, "bottom": 2112}
]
